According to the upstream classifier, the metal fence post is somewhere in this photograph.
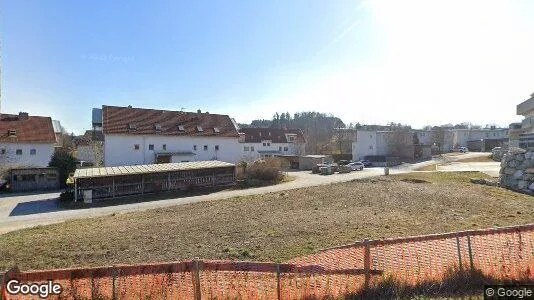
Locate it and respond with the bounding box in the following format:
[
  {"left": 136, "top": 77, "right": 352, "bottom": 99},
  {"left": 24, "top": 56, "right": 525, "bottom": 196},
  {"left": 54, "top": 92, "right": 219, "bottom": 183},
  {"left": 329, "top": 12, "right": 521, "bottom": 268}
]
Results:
[
  {"left": 111, "top": 266, "right": 119, "bottom": 300},
  {"left": 192, "top": 259, "right": 202, "bottom": 300},
  {"left": 466, "top": 234, "right": 474, "bottom": 271},
  {"left": 455, "top": 234, "right": 463, "bottom": 271},
  {"left": 363, "top": 239, "right": 371, "bottom": 291},
  {"left": 276, "top": 263, "right": 281, "bottom": 300}
]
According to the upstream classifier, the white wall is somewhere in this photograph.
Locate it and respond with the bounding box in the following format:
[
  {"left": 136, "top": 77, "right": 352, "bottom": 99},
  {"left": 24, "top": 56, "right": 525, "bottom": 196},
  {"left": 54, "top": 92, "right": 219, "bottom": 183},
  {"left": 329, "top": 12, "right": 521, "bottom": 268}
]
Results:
[
  {"left": 76, "top": 145, "right": 95, "bottom": 164},
  {"left": 240, "top": 142, "right": 305, "bottom": 162},
  {"left": 352, "top": 131, "right": 378, "bottom": 161},
  {"left": 0, "top": 143, "right": 55, "bottom": 168},
  {"left": 104, "top": 134, "right": 241, "bottom": 166}
]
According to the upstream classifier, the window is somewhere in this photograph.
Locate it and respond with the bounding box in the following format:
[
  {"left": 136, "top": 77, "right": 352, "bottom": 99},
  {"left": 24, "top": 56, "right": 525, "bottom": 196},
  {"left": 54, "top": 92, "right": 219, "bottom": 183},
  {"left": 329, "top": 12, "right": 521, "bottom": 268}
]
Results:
[
  {"left": 370, "top": 134, "right": 373, "bottom": 139},
  {"left": 178, "top": 125, "right": 185, "bottom": 132},
  {"left": 154, "top": 124, "right": 162, "bottom": 131},
  {"left": 284, "top": 147, "right": 288, "bottom": 151},
  {"left": 16, "top": 149, "right": 22, "bottom": 155},
  {"left": 263, "top": 143, "right": 266, "bottom": 146},
  {"left": 251, "top": 146, "right": 255, "bottom": 151},
  {"left": 193, "top": 145, "right": 197, "bottom": 151},
  {"left": 203, "top": 145, "right": 208, "bottom": 151},
  {"left": 288, "top": 135, "right": 295, "bottom": 141},
  {"left": 30, "top": 149, "right": 36, "bottom": 155},
  {"left": 162, "top": 144, "right": 167, "bottom": 151},
  {"left": 8, "top": 129, "right": 16, "bottom": 136},
  {"left": 148, "top": 144, "right": 154, "bottom": 151},
  {"left": 134, "top": 144, "right": 140, "bottom": 150},
  {"left": 197, "top": 125, "right": 204, "bottom": 132},
  {"left": 369, "top": 146, "right": 374, "bottom": 150},
  {"left": 214, "top": 127, "right": 220, "bottom": 134},
  {"left": 267, "top": 143, "right": 271, "bottom": 146},
  {"left": 244, "top": 146, "right": 250, "bottom": 151},
  {"left": 215, "top": 145, "right": 219, "bottom": 151},
  {"left": 128, "top": 123, "right": 137, "bottom": 130},
  {"left": 279, "top": 146, "right": 282, "bottom": 151},
  {"left": 0, "top": 149, "right": 5, "bottom": 155},
  {"left": 181, "top": 160, "right": 189, "bottom": 162}
]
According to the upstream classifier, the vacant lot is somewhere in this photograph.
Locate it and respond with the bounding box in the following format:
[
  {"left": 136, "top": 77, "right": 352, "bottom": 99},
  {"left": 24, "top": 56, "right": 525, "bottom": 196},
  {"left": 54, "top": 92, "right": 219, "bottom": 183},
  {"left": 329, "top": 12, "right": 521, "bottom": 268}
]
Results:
[{"left": 1, "top": 172, "right": 533, "bottom": 271}]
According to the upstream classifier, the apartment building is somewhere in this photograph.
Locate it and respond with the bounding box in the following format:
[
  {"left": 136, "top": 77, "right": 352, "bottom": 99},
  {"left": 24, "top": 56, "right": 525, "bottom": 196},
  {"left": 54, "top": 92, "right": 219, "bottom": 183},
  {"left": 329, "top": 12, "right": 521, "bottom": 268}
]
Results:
[
  {"left": 238, "top": 128, "right": 306, "bottom": 161},
  {"left": 101, "top": 106, "right": 242, "bottom": 166}
]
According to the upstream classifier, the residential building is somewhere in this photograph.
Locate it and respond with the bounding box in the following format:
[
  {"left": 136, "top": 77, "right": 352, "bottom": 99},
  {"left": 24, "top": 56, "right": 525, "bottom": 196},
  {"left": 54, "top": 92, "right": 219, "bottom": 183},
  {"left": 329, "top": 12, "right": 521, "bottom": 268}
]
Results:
[
  {"left": 515, "top": 93, "right": 534, "bottom": 149},
  {"left": 0, "top": 112, "right": 56, "bottom": 168},
  {"left": 452, "top": 128, "right": 508, "bottom": 151},
  {"left": 102, "top": 105, "right": 241, "bottom": 166},
  {"left": 238, "top": 128, "right": 306, "bottom": 161},
  {"left": 74, "top": 130, "right": 104, "bottom": 166}
]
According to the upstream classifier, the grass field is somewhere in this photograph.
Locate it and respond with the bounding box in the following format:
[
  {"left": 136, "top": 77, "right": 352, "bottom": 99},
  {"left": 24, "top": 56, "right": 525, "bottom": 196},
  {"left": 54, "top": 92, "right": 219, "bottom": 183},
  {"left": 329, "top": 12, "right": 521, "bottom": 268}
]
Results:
[{"left": 1, "top": 172, "right": 533, "bottom": 271}]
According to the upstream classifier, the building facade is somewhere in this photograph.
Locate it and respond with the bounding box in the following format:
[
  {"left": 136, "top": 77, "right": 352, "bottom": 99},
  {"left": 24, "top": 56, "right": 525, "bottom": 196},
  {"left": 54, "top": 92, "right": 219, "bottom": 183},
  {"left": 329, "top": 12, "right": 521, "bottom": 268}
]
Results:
[
  {"left": 515, "top": 93, "right": 534, "bottom": 149},
  {"left": 0, "top": 112, "right": 56, "bottom": 168},
  {"left": 102, "top": 106, "right": 242, "bottom": 166},
  {"left": 238, "top": 128, "right": 306, "bottom": 162}
]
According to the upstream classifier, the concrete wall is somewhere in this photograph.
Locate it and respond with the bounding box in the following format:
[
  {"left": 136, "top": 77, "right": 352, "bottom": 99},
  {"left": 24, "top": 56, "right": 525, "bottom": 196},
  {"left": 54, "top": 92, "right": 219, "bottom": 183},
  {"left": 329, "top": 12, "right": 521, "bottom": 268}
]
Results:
[
  {"left": 104, "top": 134, "right": 241, "bottom": 166},
  {"left": 0, "top": 143, "right": 55, "bottom": 168}
]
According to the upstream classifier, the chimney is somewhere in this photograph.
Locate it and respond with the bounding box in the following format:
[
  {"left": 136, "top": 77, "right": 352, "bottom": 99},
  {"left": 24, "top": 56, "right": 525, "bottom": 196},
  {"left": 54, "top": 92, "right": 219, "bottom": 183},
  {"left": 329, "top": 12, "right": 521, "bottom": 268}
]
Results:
[
  {"left": 18, "top": 112, "right": 29, "bottom": 120},
  {"left": 197, "top": 109, "right": 201, "bottom": 114}
]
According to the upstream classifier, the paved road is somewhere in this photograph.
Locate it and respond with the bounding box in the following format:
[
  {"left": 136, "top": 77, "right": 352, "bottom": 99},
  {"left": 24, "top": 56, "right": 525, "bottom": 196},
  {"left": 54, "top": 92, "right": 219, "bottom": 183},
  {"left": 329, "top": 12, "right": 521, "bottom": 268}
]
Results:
[{"left": 0, "top": 152, "right": 498, "bottom": 235}]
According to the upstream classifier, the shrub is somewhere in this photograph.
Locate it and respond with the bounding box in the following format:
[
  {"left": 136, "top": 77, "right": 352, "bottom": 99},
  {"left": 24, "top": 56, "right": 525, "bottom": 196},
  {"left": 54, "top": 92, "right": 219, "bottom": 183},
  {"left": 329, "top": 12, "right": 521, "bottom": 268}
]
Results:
[
  {"left": 245, "top": 158, "right": 284, "bottom": 182},
  {"left": 48, "top": 150, "right": 77, "bottom": 188}
]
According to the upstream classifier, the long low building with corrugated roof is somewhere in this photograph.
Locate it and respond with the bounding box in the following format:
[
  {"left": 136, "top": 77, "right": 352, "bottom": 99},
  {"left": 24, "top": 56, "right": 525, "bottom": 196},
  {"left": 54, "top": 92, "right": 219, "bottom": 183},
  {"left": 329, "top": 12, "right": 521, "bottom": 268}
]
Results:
[{"left": 73, "top": 160, "right": 236, "bottom": 202}]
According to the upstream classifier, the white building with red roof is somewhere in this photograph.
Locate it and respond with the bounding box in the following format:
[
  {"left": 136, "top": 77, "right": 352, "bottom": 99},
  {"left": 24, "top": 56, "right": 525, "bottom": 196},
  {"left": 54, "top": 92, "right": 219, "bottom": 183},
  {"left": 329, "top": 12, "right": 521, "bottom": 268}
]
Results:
[
  {"left": 101, "top": 105, "right": 242, "bottom": 166},
  {"left": 0, "top": 112, "right": 57, "bottom": 168},
  {"left": 238, "top": 128, "right": 306, "bottom": 161}
]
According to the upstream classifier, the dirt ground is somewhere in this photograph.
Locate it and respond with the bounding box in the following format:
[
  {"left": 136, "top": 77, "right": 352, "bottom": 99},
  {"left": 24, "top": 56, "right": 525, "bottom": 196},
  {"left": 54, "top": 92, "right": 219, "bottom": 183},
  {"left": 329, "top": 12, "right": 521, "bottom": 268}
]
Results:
[
  {"left": 1, "top": 172, "right": 533, "bottom": 271},
  {"left": 453, "top": 155, "right": 493, "bottom": 163}
]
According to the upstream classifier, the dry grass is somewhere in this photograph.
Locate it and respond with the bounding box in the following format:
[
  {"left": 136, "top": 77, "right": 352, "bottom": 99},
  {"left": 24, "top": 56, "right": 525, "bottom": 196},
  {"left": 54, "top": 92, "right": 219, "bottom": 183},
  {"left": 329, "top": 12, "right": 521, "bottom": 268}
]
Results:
[
  {"left": 414, "top": 164, "right": 438, "bottom": 171},
  {"left": 1, "top": 172, "right": 534, "bottom": 271},
  {"left": 454, "top": 155, "right": 493, "bottom": 163}
]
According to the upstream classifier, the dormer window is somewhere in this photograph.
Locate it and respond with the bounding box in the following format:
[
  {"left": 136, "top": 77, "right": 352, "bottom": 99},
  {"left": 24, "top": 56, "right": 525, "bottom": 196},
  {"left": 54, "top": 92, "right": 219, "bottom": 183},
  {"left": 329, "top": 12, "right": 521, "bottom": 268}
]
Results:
[
  {"left": 197, "top": 126, "right": 204, "bottom": 132},
  {"left": 214, "top": 127, "right": 220, "bottom": 134},
  {"left": 178, "top": 125, "right": 185, "bottom": 132},
  {"left": 8, "top": 129, "right": 16, "bottom": 137},
  {"left": 128, "top": 123, "right": 137, "bottom": 130},
  {"left": 154, "top": 123, "right": 162, "bottom": 131}
]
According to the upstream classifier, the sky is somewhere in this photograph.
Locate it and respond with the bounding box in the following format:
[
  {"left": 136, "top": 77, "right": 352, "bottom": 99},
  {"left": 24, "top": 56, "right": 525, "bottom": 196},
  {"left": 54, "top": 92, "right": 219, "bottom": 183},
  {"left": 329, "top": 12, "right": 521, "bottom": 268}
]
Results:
[{"left": 1, "top": 0, "right": 533, "bottom": 134}]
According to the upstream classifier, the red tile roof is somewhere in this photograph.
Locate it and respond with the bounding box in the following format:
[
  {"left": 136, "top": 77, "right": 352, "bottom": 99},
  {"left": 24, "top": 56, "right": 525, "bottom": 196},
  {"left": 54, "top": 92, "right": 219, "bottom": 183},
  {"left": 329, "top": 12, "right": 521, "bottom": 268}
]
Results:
[
  {"left": 0, "top": 114, "right": 56, "bottom": 143},
  {"left": 102, "top": 106, "right": 239, "bottom": 137},
  {"left": 239, "top": 128, "right": 306, "bottom": 143}
]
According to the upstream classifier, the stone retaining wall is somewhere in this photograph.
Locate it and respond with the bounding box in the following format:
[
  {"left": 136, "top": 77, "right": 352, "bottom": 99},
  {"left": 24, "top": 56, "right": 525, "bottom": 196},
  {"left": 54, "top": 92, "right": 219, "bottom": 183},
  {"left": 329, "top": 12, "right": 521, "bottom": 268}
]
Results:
[{"left": 499, "top": 148, "right": 534, "bottom": 194}]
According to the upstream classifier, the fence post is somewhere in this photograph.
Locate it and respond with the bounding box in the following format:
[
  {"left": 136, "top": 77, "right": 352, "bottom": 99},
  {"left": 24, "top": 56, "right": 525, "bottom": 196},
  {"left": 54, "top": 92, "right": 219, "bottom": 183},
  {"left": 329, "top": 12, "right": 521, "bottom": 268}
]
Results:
[
  {"left": 191, "top": 259, "right": 202, "bottom": 300},
  {"left": 0, "top": 267, "right": 20, "bottom": 300},
  {"left": 0, "top": 270, "right": 6, "bottom": 300},
  {"left": 455, "top": 234, "right": 463, "bottom": 271},
  {"left": 363, "top": 239, "right": 371, "bottom": 291},
  {"left": 276, "top": 263, "right": 281, "bottom": 300},
  {"left": 466, "top": 234, "right": 474, "bottom": 271},
  {"left": 111, "top": 266, "right": 119, "bottom": 300}
]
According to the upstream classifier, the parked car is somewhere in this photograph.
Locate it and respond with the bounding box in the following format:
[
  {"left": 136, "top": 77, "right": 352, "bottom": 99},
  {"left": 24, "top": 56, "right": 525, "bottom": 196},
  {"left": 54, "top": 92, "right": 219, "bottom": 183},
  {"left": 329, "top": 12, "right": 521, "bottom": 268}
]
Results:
[
  {"left": 359, "top": 160, "right": 372, "bottom": 167},
  {"left": 452, "top": 147, "right": 469, "bottom": 153},
  {"left": 347, "top": 162, "right": 364, "bottom": 171},
  {"left": 338, "top": 160, "right": 351, "bottom": 166}
]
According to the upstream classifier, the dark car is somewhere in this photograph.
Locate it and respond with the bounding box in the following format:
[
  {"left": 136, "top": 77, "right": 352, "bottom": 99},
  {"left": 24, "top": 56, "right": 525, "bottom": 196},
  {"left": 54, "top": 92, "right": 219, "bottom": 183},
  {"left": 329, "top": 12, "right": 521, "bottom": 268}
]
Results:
[
  {"left": 338, "top": 160, "right": 351, "bottom": 166},
  {"left": 359, "top": 160, "right": 372, "bottom": 167}
]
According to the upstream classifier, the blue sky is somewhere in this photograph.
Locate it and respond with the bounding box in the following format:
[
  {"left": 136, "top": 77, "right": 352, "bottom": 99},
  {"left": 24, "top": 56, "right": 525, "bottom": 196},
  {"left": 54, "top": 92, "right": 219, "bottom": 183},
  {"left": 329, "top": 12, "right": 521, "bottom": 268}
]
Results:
[{"left": 1, "top": 0, "right": 533, "bottom": 134}]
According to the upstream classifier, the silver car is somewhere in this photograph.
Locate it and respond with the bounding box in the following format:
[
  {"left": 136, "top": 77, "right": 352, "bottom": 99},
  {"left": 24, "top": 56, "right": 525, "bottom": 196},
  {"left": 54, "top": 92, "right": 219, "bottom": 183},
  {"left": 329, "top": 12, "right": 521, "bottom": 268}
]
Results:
[{"left": 347, "top": 162, "right": 364, "bottom": 171}]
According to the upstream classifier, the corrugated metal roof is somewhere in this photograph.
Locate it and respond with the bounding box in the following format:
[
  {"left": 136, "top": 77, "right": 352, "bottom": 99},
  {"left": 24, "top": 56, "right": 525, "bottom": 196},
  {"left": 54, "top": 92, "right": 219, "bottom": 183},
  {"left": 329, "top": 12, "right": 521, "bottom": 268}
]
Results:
[{"left": 74, "top": 161, "right": 235, "bottom": 179}]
